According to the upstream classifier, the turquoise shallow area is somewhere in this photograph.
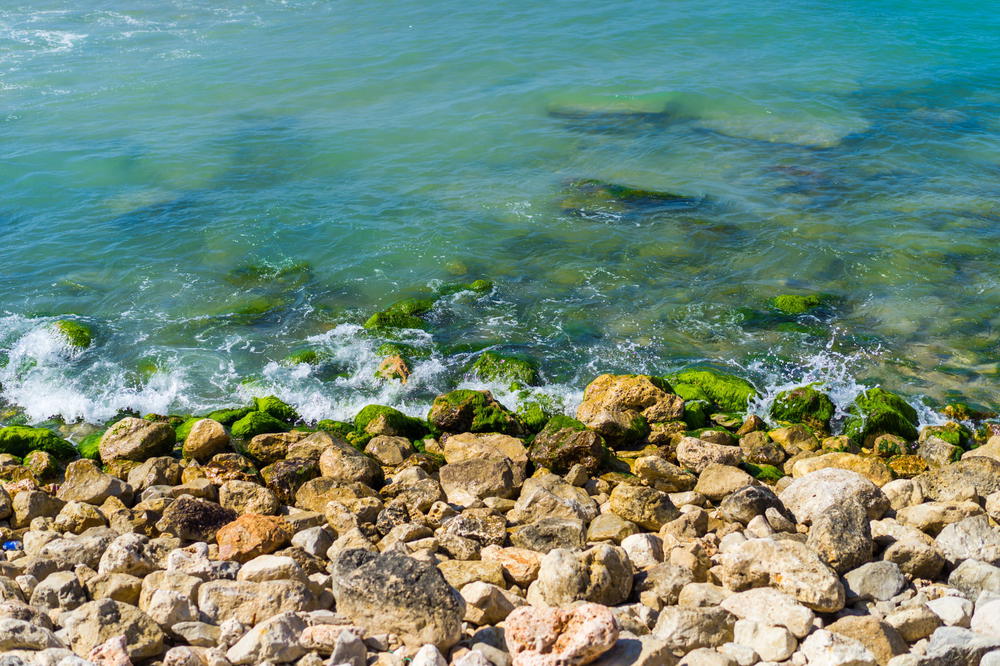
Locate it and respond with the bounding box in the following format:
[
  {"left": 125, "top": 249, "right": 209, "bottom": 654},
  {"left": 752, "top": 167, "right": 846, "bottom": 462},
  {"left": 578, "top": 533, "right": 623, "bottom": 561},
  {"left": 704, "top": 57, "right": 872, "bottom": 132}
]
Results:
[{"left": 2, "top": 0, "right": 999, "bottom": 425}]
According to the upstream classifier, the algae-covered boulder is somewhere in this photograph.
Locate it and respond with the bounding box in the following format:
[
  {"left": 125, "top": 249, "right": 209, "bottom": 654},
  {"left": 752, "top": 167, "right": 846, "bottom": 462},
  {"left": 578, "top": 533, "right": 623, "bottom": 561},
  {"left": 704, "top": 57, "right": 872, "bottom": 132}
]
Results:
[
  {"left": 364, "top": 297, "right": 434, "bottom": 331},
  {"left": 231, "top": 411, "right": 290, "bottom": 440},
  {"left": 316, "top": 419, "right": 355, "bottom": 438},
  {"left": 529, "top": 415, "right": 608, "bottom": 474},
  {"left": 770, "top": 385, "right": 836, "bottom": 432},
  {"left": 0, "top": 426, "right": 77, "bottom": 460},
  {"left": 354, "top": 405, "right": 427, "bottom": 440},
  {"left": 769, "top": 294, "right": 831, "bottom": 315},
  {"left": 253, "top": 395, "right": 299, "bottom": 423},
  {"left": 468, "top": 351, "right": 540, "bottom": 387},
  {"left": 843, "top": 388, "right": 918, "bottom": 447},
  {"left": 284, "top": 348, "right": 320, "bottom": 365},
  {"left": 435, "top": 279, "right": 493, "bottom": 297},
  {"left": 667, "top": 368, "right": 757, "bottom": 413},
  {"left": 575, "top": 374, "right": 684, "bottom": 448},
  {"left": 427, "top": 390, "right": 523, "bottom": 436},
  {"left": 559, "top": 178, "right": 704, "bottom": 216},
  {"left": 53, "top": 320, "right": 93, "bottom": 348},
  {"left": 23, "top": 450, "right": 62, "bottom": 481},
  {"left": 206, "top": 406, "right": 254, "bottom": 426}
]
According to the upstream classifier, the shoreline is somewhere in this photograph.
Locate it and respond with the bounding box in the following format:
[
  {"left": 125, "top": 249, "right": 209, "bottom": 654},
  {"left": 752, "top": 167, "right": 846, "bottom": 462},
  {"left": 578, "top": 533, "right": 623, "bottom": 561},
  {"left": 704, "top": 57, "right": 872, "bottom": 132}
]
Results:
[{"left": 1, "top": 371, "right": 999, "bottom": 663}]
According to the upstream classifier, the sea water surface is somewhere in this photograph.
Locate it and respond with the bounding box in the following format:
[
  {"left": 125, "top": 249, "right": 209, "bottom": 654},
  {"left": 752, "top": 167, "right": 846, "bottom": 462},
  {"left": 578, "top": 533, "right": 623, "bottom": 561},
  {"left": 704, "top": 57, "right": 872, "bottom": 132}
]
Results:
[{"left": 2, "top": 0, "right": 1000, "bottom": 428}]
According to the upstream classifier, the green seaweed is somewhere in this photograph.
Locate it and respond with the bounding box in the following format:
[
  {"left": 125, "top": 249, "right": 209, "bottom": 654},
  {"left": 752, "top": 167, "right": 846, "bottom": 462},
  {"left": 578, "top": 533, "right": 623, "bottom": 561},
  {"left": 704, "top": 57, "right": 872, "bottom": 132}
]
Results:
[
  {"left": 740, "top": 461, "right": 785, "bottom": 482},
  {"left": 667, "top": 368, "right": 757, "bottom": 413},
  {"left": 77, "top": 431, "right": 103, "bottom": 461},
  {"left": 231, "top": 411, "right": 289, "bottom": 440},
  {"left": 435, "top": 279, "right": 494, "bottom": 297},
  {"left": 174, "top": 417, "right": 202, "bottom": 443},
  {"left": 770, "top": 294, "right": 830, "bottom": 315},
  {"left": 284, "top": 349, "right": 320, "bottom": 365},
  {"left": 206, "top": 406, "right": 254, "bottom": 426},
  {"left": 53, "top": 320, "right": 93, "bottom": 348},
  {"left": 353, "top": 404, "right": 426, "bottom": 439},
  {"left": 0, "top": 426, "right": 77, "bottom": 460},
  {"left": 770, "top": 385, "right": 835, "bottom": 431},
  {"left": 253, "top": 395, "right": 300, "bottom": 423},
  {"left": 560, "top": 178, "right": 704, "bottom": 215},
  {"left": 316, "top": 420, "right": 355, "bottom": 438},
  {"left": 468, "top": 351, "right": 540, "bottom": 386},
  {"left": 843, "top": 387, "right": 919, "bottom": 445},
  {"left": 683, "top": 400, "right": 712, "bottom": 429}
]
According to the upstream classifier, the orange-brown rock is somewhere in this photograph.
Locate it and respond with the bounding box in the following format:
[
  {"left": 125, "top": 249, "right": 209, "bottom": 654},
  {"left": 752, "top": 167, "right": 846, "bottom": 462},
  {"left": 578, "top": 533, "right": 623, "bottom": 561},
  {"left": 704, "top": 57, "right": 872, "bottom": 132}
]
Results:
[{"left": 216, "top": 514, "right": 293, "bottom": 562}]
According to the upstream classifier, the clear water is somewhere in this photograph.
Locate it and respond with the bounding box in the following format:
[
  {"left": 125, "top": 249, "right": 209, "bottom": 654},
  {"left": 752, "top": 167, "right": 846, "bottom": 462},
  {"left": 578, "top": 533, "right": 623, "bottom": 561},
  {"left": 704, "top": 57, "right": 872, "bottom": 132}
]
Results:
[{"left": 2, "top": 0, "right": 999, "bottom": 427}]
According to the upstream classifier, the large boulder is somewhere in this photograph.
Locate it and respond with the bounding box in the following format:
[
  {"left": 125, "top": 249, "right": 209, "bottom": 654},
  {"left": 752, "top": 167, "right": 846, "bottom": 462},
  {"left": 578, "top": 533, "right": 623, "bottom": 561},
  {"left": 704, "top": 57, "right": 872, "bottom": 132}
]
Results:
[
  {"left": 718, "top": 537, "right": 845, "bottom": 612},
  {"left": 528, "top": 545, "right": 633, "bottom": 607},
  {"left": 779, "top": 468, "right": 889, "bottom": 524},
  {"left": 56, "top": 459, "right": 130, "bottom": 505},
  {"left": 181, "top": 418, "right": 230, "bottom": 461},
  {"left": 155, "top": 497, "right": 237, "bottom": 542},
  {"left": 575, "top": 374, "right": 684, "bottom": 447},
  {"left": 770, "top": 385, "right": 835, "bottom": 432},
  {"left": 916, "top": 457, "right": 1000, "bottom": 501},
  {"left": 666, "top": 368, "right": 757, "bottom": 413},
  {"left": 331, "top": 550, "right": 465, "bottom": 650},
  {"left": 99, "top": 417, "right": 174, "bottom": 463}
]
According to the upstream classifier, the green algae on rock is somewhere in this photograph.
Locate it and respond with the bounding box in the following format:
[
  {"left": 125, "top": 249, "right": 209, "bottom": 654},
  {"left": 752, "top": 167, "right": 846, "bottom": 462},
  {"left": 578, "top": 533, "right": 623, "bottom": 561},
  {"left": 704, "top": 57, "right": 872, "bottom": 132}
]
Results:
[
  {"left": 284, "top": 349, "right": 321, "bottom": 366},
  {"left": 468, "top": 351, "right": 540, "bottom": 387},
  {"left": 53, "top": 320, "right": 93, "bottom": 348},
  {"left": 559, "top": 178, "right": 705, "bottom": 216},
  {"left": 76, "top": 430, "right": 104, "bottom": 461},
  {"left": 769, "top": 294, "right": 831, "bottom": 315},
  {"left": 667, "top": 368, "right": 757, "bottom": 413},
  {"left": 206, "top": 406, "right": 254, "bottom": 427},
  {"left": 770, "top": 385, "right": 836, "bottom": 432},
  {"left": 316, "top": 419, "right": 355, "bottom": 438},
  {"left": 427, "top": 389, "right": 523, "bottom": 436},
  {"left": 231, "top": 411, "right": 290, "bottom": 440},
  {"left": 843, "top": 387, "right": 919, "bottom": 447},
  {"left": 253, "top": 395, "right": 300, "bottom": 423},
  {"left": 354, "top": 404, "right": 427, "bottom": 440},
  {"left": 435, "top": 279, "right": 494, "bottom": 297},
  {"left": 0, "top": 426, "right": 77, "bottom": 460}
]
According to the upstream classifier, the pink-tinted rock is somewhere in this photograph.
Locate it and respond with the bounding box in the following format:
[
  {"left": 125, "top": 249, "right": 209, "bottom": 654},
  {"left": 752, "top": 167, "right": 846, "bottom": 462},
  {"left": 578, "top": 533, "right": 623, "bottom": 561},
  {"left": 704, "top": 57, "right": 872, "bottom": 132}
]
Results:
[
  {"left": 506, "top": 603, "right": 619, "bottom": 666},
  {"left": 88, "top": 635, "right": 132, "bottom": 666}
]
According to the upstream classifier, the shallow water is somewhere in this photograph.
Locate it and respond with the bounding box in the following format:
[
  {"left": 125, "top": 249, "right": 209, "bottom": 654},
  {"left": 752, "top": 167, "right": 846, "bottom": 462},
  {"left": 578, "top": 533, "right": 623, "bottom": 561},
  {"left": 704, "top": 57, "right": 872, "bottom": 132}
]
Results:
[{"left": 2, "top": 0, "right": 999, "bottom": 426}]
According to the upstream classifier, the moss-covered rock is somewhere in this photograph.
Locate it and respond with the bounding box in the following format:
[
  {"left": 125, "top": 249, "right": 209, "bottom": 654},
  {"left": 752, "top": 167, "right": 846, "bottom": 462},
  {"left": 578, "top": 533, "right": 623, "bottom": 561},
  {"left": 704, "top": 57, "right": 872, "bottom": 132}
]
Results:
[
  {"left": 53, "top": 320, "right": 93, "bottom": 348},
  {"left": 427, "top": 390, "right": 523, "bottom": 436},
  {"left": 770, "top": 385, "right": 836, "bottom": 432},
  {"left": 284, "top": 349, "right": 320, "bottom": 365},
  {"left": 206, "top": 406, "right": 255, "bottom": 426},
  {"left": 77, "top": 431, "right": 103, "bottom": 461},
  {"left": 529, "top": 415, "right": 608, "bottom": 474},
  {"left": 252, "top": 395, "right": 300, "bottom": 423},
  {"left": 231, "top": 411, "right": 289, "bottom": 440},
  {"left": 468, "top": 351, "right": 540, "bottom": 387},
  {"left": 683, "top": 400, "right": 711, "bottom": 430},
  {"left": 575, "top": 374, "right": 684, "bottom": 449},
  {"left": 0, "top": 426, "right": 77, "bottom": 460},
  {"left": 517, "top": 401, "right": 551, "bottom": 434},
  {"left": 354, "top": 405, "right": 427, "bottom": 440},
  {"left": 316, "top": 420, "right": 355, "bottom": 439},
  {"left": 435, "top": 279, "right": 494, "bottom": 297},
  {"left": 666, "top": 368, "right": 757, "bottom": 413},
  {"left": 560, "top": 178, "right": 704, "bottom": 216},
  {"left": 740, "top": 461, "right": 785, "bottom": 483},
  {"left": 919, "top": 423, "right": 970, "bottom": 449},
  {"left": 225, "top": 261, "right": 312, "bottom": 289},
  {"left": 769, "top": 294, "right": 830, "bottom": 315},
  {"left": 363, "top": 297, "right": 435, "bottom": 331},
  {"left": 843, "top": 387, "right": 919, "bottom": 447},
  {"left": 887, "top": 454, "right": 929, "bottom": 479},
  {"left": 943, "top": 402, "right": 996, "bottom": 422}
]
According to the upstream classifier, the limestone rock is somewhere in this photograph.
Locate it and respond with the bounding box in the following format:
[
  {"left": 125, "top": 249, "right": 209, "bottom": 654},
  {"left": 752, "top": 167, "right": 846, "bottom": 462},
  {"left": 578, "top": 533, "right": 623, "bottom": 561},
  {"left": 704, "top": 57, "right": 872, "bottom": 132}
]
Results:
[
  {"left": 156, "top": 497, "right": 236, "bottom": 541},
  {"left": 842, "top": 561, "right": 906, "bottom": 601},
  {"left": 652, "top": 606, "right": 735, "bottom": 652},
  {"left": 719, "top": 588, "right": 814, "bottom": 638},
  {"left": 226, "top": 611, "right": 307, "bottom": 665},
  {"left": 935, "top": 514, "right": 1000, "bottom": 565},
  {"left": 608, "top": 483, "right": 679, "bottom": 531},
  {"left": 0, "top": 618, "right": 64, "bottom": 651},
  {"left": 439, "top": 458, "right": 519, "bottom": 506},
  {"left": 99, "top": 417, "right": 174, "bottom": 463},
  {"left": 61, "top": 598, "right": 165, "bottom": 660},
  {"left": 800, "top": 629, "right": 877, "bottom": 666},
  {"left": 529, "top": 545, "right": 633, "bottom": 607},
  {"left": 215, "top": 514, "right": 294, "bottom": 562},
  {"left": 718, "top": 537, "right": 845, "bottom": 612},
  {"left": 779, "top": 468, "right": 889, "bottom": 524},
  {"left": 732, "top": 618, "right": 797, "bottom": 662},
  {"left": 676, "top": 437, "right": 742, "bottom": 474},
  {"left": 219, "top": 480, "right": 281, "bottom": 515},
  {"left": 633, "top": 456, "right": 696, "bottom": 493},
  {"left": 506, "top": 602, "right": 620, "bottom": 666},
  {"left": 576, "top": 374, "right": 683, "bottom": 447},
  {"left": 807, "top": 500, "right": 874, "bottom": 573},
  {"left": 182, "top": 418, "right": 230, "bottom": 462},
  {"left": 826, "top": 615, "right": 907, "bottom": 666},
  {"left": 331, "top": 550, "right": 465, "bottom": 650}
]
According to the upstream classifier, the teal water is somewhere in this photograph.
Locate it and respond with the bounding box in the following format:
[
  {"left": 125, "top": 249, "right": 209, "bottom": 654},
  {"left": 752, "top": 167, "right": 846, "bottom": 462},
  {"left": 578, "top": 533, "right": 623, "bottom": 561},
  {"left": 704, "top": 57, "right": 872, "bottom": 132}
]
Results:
[{"left": 2, "top": 0, "right": 1000, "bottom": 427}]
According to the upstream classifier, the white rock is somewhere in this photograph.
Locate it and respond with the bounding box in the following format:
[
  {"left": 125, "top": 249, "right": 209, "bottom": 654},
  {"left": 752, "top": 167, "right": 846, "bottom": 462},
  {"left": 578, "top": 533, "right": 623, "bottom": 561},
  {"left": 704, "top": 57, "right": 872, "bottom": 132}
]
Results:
[
  {"left": 779, "top": 468, "right": 889, "bottom": 524},
  {"left": 842, "top": 561, "right": 906, "bottom": 601},
  {"left": 719, "top": 588, "right": 815, "bottom": 638},
  {"left": 291, "top": 526, "right": 334, "bottom": 558},
  {"left": 226, "top": 611, "right": 306, "bottom": 664},
  {"left": 971, "top": 597, "right": 1000, "bottom": 636},
  {"left": 621, "top": 533, "right": 664, "bottom": 569},
  {"left": 799, "top": 629, "right": 877, "bottom": 666},
  {"left": 717, "top": 642, "right": 758, "bottom": 666},
  {"left": 926, "top": 596, "right": 973, "bottom": 627},
  {"left": 236, "top": 554, "right": 305, "bottom": 583},
  {"left": 733, "top": 619, "right": 795, "bottom": 662},
  {"left": 146, "top": 589, "right": 198, "bottom": 628},
  {"left": 410, "top": 644, "right": 447, "bottom": 666}
]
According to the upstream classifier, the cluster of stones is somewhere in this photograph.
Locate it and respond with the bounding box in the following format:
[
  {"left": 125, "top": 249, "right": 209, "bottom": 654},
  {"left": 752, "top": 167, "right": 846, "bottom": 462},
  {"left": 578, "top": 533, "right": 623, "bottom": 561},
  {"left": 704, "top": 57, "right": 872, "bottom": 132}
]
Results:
[{"left": 0, "top": 373, "right": 999, "bottom": 666}]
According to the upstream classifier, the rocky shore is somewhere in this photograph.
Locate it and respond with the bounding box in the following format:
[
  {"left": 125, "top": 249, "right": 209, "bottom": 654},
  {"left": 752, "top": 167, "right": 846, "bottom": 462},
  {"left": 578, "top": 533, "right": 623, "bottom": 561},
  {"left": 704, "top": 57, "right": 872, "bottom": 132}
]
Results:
[{"left": 1, "top": 370, "right": 999, "bottom": 666}]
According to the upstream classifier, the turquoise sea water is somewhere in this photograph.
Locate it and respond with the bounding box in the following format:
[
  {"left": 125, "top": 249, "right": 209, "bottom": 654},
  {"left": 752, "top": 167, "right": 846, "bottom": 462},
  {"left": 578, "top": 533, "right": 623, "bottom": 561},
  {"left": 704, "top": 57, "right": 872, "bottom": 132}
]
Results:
[{"left": 2, "top": 0, "right": 1000, "bottom": 428}]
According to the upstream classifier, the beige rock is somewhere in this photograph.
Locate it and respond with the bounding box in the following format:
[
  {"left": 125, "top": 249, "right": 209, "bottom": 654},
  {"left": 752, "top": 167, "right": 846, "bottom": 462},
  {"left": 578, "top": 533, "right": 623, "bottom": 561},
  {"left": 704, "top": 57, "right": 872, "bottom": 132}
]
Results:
[
  {"left": 437, "top": 559, "right": 506, "bottom": 589},
  {"left": 576, "top": 374, "right": 684, "bottom": 446},
  {"left": 652, "top": 606, "right": 735, "bottom": 652},
  {"left": 215, "top": 514, "right": 294, "bottom": 562},
  {"left": 57, "top": 459, "right": 130, "bottom": 505},
  {"left": 792, "top": 453, "right": 893, "bottom": 487},
  {"left": 182, "top": 418, "right": 230, "bottom": 461},
  {"left": 826, "top": 615, "right": 907, "bottom": 666},
  {"left": 719, "top": 588, "right": 814, "bottom": 638},
  {"left": 676, "top": 437, "right": 742, "bottom": 474},
  {"left": 61, "top": 598, "right": 165, "bottom": 660},
  {"left": 365, "top": 435, "right": 414, "bottom": 465},
  {"left": 529, "top": 545, "right": 633, "bottom": 607},
  {"left": 53, "top": 500, "right": 107, "bottom": 533},
  {"left": 99, "top": 417, "right": 174, "bottom": 463},
  {"left": 608, "top": 483, "right": 679, "bottom": 531},
  {"left": 219, "top": 480, "right": 281, "bottom": 515},
  {"left": 633, "top": 456, "right": 696, "bottom": 493},
  {"left": 480, "top": 545, "right": 542, "bottom": 587},
  {"left": 693, "top": 464, "right": 755, "bottom": 502}
]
